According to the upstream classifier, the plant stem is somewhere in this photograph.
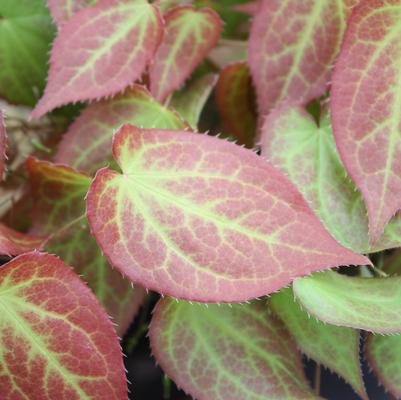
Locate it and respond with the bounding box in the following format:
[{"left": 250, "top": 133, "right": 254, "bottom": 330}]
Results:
[{"left": 163, "top": 375, "right": 172, "bottom": 400}]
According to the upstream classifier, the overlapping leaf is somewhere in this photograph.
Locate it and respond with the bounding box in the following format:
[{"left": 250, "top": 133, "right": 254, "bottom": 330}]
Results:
[
  {"left": 149, "top": 6, "right": 222, "bottom": 101},
  {"left": 208, "top": 39, "right": 247, "bottom": 68},
  {"left": 149, "top": 298, "right": 317, "bottom": 400},
  {"left": 0, "top": 222, "right": 44, "bottom": 255},
  {"left": 261, "top": 105, "right": 401, "bottom": 253},
  {"left": 86, "top": 124, "right": 368, "bottom": 302},
  {"left": 366, "top": 333, "right": 401, "bottom": 398},
  {"left": 55, "top": 86, "right": 187, "bottom": 174},
  {"left": 27, "top": 157, "right": 143, "bottom": 335},
  {"left": 0, "top": 252, "right": 127, "bottom": 399},
  {"left": 0, "top": 0, "right": 55, "bottom": 106},
  {"left": 331, "top": 0, "right": 401, "bottom": 243},
  {"left": 0, "top": 111, "right": 7, "bottom": 179},
  {"left": 270, "top": 288, "right": 366, "bottom": 398},
  {"left": 216, "top": 62, "right": 256, "bottom": 147},
  {"left": 47, "top": 0, "right": 97, "bottom": 26},
  {"left": 170, "top": 73, "right": 217, "bottom": 129},
  {"left": 32, "top": 0, "right": 163, "bottom": 118},
  {"left": 294, "top": 270, "right": 401, "bottom": 333},
  {"left": 248, "top": 0, "right": 357, "bottom": 117}
]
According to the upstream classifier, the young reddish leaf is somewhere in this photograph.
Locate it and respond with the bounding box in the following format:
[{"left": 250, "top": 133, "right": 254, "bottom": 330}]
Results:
[
  {"left": 31, "top": 0, "right": 163, "bottom": 118},
  {"left": 270, "top": 288, "right": 366, "bottom": 399},
  {"left": 170, "top": 73, "right": 218, "bottom": 129},
  {"left": 261, "top": 104, "right": 401, "bottom": 253},
  {"left": 249, "top": 0, "right": 357, "bottom": 117},
  {"left": 0, "top": 111, "right": 7, "bottom": 179},
  {"left": 216, "top": 62, "right": 257, "bottom": 148},
  {"left": 0, "top": 223, "right": 44, "bottom": 256},
  {"left": 86, "top": 124, "right": 369, "bottom": 302},
  {"left": 149, "top": 6, "right": 222, "bottom": 101},
  {"left": 48, "top": 0, "right": 97, "bottom": 26},
  {"left": 366, "top": 334, "right": 401, "bottom": 398},
  {"left": 294, "top": 270, "right": 401, "bottom": 334},
  {"left": 27, "top": 157, "right": 143, "bottom": 336},
  {"left": 0, "top": 252, "right": 127, "bottom": 399},
  {"left": 149, "top": 298, "right": 317, "bottom": 400},
  {"left": 55, "top": 86, "right": 187, "bottom": 174},
  {"left": 331, "top": 0, "right": 401, "bottom": 243}
]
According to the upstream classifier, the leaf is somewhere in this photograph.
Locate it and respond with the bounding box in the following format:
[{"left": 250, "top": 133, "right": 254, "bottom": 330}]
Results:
[
  {"left": 0, "top": 252, "right": 127, "bottom": 399},
  {"left": 293, "top": 270, "right": 401, "bottom": 333},
  {"left": 0, "top": 0, "right": 55, "bottom": 106},
  {"left": 55, "top": 86, "right": 187, "bottom": 174},
  {"left": 232, "top": 1, "right": 261, "bottom": 15},
  {"left": 248, "top": 0, "right": 357, "bottom": 117},
  {"left": 27, "top": 157, "right": 144, "bottom": 336},
  {"left": 31, "top": 0, "right": 163, "bottom": 118},
  {"left": 149, "top": 6, "right": 222, "bottom": 101},
  {"left": 261, "top": 104, "right": 401, "bottom": 254},
  {"left": 47, "top": 0, "right": 97, "bottom": 26},
  {"left": 208, "top": 39, "right": 247, "bottom": 68},
  {"left": 0, "top": 110, "right": 7, "bottom": 179},
  {"left": 170, "top": 73, "right": 218, "bottom": 129},
  {"left": 86, "top": 124, "right": 369, "bottom": 302},
  {"left": 366, "top": 333, "right": 401, "bottom": 398},
  {"left": 216, "top": 62, "right": 256, "bottom": 148},
  {"left": 382, "top": 248, "right": 401, "bottom": 276},
  {"left": 149, "top": 298, "right": 317, "bottom": 400},
  {"left": 270, "top": 287, "right": 366, "bottom": 398},
  {"left": 0, "top": 222, "right": 44, "bottom": 255},
  {"left": 331, "top": 0, "right": 401, "bottom": 243}
]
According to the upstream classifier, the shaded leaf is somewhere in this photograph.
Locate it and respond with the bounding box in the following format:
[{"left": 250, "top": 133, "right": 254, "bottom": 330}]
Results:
[
  {"left": 294, "top": 270, "right": 401, "bottom": 333},
  {"left": 382, "top": 249, "right": 401, "bottom": 276},
  {"left": 149, "top": 6, "right": 222, "bottom": 101},
  {"left": 0, "top": 222, "right": 44, "bottom": 255},
  {"left": 0, "top": 0, "right": 55, "bottom": 106},
  {"left": 86, "top": 124, "right": 368, "bottom": 302},
  {"left": 55, "top": 86, "right": 187, "bottom": 174},
  {"left": 331, "top": 0, "right": 401, "bottom": 243},
  {"left": 208, "top": 39, "right": 247, "bottom": 68},
  {"left": 47, "top": 0, "right": 97, "bottom": 26},
  {"left": 0, "top": 110, "right": 7, "bottom": 179},
  {"left": 248, "top": 0, "right": 357, "bottom": 117},
  {"left": 270, "top": 287, "right": 366, "bottom": 399},
  {"left": 0, "top": 252, "right": 127, "bottom": 399},
  {"left": 216, "top": 62, "right": 256, "bottom": 147},
  {"left": 32, "top": 0, "right": 163, "bottom": 117},
  {"left": 149, "top": 298, "right": 317, "bottom": 400}
]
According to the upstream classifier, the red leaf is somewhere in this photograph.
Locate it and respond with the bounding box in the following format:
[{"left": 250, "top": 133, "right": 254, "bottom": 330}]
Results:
[
  {"left": 0, "top": 252, "right": 127, "bottom": 399},
  {"left": 0, "top": 110, "right": 7, "bottom": 180},
  {"left": 47, "top": 0, "right": 95, "bottom": 26},
  {"left": 149, "top": 6, "right": 222, "bottom": 101},
  {"left": 0, "top": 223, "right": 44, "bottom": 256},
  {"left": 331, "top": 0, "right": 401, "bottom": 243},
  {"left": 32, "top": 0, "right": 163, "bottom": 118},
  {"left": 86, "top": 125, "right": 369, "bottom": 302},
  {"left": 248, "top": 0, "right": 357, "bottom": 117}
]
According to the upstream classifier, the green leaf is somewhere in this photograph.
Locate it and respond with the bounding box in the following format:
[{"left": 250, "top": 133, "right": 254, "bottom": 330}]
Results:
[
  {"left": 270, "top": 288, "right": 366, "bottom": 399},
  {"left": 149, "top": 298, "right": 317, "bottom": 400},
  {"left": 0, "top": 0, "right": 55, "bottom": 106},
  {"left": 293, "top": 270, "right": 401, "bottom": 333}
]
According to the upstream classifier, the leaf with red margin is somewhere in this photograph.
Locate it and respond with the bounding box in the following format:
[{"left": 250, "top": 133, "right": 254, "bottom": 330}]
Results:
[
  {"left": 248, "top": 0, "right": 358, "bottom": 117},
  {"left": 366, "top": 334, "right": 401, "bottom": 398},
  {"left": 31, "top": 0, "right": 163, "bottom": 118},
  {"left": 149, "top": 6, "right": 222, "bottom": 102},
  {"left": 86, "top": 124, "right": 369, "bottom": 302},
  {"left": 170, "top": 73, "right": 218, "bottom": 129},
  {"left": 216, "top": 62, "right": 257, "bottom": 148},
  {"left": 0, "top": 252, "right": 127, "bottom": 399},
  {"left": 55, "top": 86, "right": 187, "bottom": 174},
  {"left": 0, "top": 111, "right": 7, "bottom": 180},
  {"left": 149, "top": 298, "right": 318, "bottom": 400},
  {"left": 27, "top": 157, "right": 144, "bottom": 336},
  {"left": 0, "top": 223, "right": 44, "bottom": 256},
  {"left": 331, "top": 0, "right": 401, "bottom": 243},
  {"left": 48, "top": 0, "right": 97, "bottom": 26},
  {"left": 270, "top": 287, "right": 366, "bottom": 399}
]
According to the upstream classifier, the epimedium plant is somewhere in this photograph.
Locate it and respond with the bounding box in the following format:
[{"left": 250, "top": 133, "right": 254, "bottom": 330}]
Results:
[{"left": 1, "top": 0, "right": 401, "bottom": 398}]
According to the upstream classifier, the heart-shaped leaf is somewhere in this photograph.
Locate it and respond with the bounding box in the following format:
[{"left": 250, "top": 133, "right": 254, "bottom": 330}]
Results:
[
  {"left": 55, "top": 86, "right": 187, "bottom": 174},
  {"left": 294, "top": 270, "right": 401, "bottom": 333},
  {"left": 0, "top": 110, "right": 7, "bottom": 179},
  {"left": 249, "top": 0, "right": 357, "bottom": 117},
  {"left": 149, "top": 298, "right": 317, "bottom": 400},
  {"left": 32, "top": 0, "right": 163, "bottom": 118},
  {"left": 331, "top": 0, "right": 401, "bottom": 243},
  {"left": 47, "top": 0, "right": 97, "bottom": 26},
  {"left": 86, "top": 124, "right": 368, "bottom": 302},
  {"left": 0, "top": 252, "right": 127, "bottom": 399},
  {"left": 0, "top": 223, "right": 44, "bottom": 255},
  {"left": 149, "top": 6, "right": 222, "bottom": 101},
  {"left": 270, "top": 287, "right": 366, "bottom": 398}
]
